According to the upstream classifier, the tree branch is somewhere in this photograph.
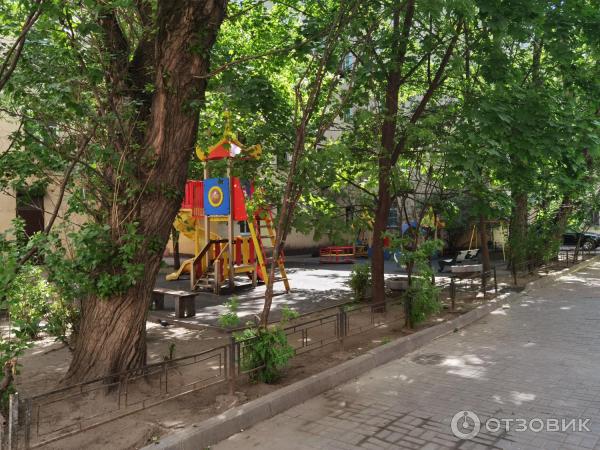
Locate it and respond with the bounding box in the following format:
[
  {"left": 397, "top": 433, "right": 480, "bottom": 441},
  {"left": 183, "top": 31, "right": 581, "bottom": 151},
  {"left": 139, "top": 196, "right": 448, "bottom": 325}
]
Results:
[{"left": 0, "top": 0, "right": 44, "bottom": 92}]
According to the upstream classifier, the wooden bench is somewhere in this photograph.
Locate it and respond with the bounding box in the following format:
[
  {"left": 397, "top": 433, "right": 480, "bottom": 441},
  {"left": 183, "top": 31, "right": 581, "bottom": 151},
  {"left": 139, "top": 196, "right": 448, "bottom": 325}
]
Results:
[{"left": 151, "top": 288, "right": 196, "bottom": 318}]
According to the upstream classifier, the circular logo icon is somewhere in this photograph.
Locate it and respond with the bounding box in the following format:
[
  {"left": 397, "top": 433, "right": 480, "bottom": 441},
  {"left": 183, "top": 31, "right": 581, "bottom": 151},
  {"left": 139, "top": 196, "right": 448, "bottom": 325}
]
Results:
[
  {"left": 451, "top": 410, "right": 480, "bottom": 440},
  {"left": 208, "top": 186, "right": 224, "bottom": 208}
]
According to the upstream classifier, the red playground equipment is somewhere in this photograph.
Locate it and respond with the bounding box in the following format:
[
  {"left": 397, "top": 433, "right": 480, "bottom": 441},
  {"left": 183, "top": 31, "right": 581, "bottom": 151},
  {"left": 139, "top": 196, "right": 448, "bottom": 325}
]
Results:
[
  {"left": 319, "top": 230, "right": 369, "bottom": 264},
  {"left": 319, "top": 246, "right": 355, "bottom": 264},
  {"left": 167, "top": 116, "right": 289, "bottom": 295}
]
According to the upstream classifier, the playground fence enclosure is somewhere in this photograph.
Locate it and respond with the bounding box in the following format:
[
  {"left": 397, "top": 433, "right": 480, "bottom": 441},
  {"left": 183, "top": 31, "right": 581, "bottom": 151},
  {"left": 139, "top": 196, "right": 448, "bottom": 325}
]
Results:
[{"left": 2, "top": 248, "right": 597, "bottom": 449}]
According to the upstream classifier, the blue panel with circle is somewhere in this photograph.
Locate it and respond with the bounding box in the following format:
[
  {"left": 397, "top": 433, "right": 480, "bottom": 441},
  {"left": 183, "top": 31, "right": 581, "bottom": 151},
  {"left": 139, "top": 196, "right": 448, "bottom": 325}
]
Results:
[{"left": 204, "top": 177, "right": 230, "bottom": 216}]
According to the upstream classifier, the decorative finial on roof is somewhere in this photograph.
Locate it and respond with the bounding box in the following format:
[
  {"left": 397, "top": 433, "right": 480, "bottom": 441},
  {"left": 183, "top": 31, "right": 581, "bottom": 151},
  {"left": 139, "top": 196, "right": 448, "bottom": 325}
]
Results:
[{"left": 223, "top": 111, "right": 233, "bottom": 139}]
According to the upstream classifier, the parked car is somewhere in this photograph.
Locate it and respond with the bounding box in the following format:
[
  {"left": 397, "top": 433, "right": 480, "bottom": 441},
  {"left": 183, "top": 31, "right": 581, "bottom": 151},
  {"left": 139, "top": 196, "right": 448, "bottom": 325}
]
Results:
[{"left": 562, "top": 230, "right": 600, "bottom": 250}]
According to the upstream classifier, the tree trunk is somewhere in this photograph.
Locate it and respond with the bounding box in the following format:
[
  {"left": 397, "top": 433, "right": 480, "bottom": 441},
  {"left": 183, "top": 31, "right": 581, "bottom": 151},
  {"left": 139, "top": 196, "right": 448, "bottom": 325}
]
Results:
[
  {"left": 66, "top": 271, "right": 158, "bottom": 381},
  {"left": 509, "top": 190, "right": 528, "bottom": 270},
  {"left": 65, "top": 0, "right": 227, "bottom": 383},
  {"left": 172, "top": 226, "right": 181, "bottom": 270},
  {"left": 478, "top": 215, "right": 490, "bottom": 272},
  {"left": 371, "top": 180, "right": 391, "bottom": 304}
]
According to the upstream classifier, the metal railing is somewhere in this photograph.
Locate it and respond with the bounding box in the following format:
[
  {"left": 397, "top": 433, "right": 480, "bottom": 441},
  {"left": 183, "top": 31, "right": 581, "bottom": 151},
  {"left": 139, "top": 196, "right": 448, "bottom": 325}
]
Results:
[
  {"left": 10, "top": 249, "right": 593, "bottom": 448},
  {"left": 12, "top": 345, "right": 229, "bottom": 449},
  {"left": 440, "top": 268, "right": 498, "bottom": 311},
  {"left": 507, "top": 248, "right": 599, "bottom": 285}
]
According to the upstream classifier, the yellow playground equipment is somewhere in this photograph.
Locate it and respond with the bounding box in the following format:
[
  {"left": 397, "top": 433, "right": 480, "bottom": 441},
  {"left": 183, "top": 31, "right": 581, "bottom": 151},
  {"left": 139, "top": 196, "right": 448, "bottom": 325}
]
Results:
[
  {"left": 165, "top": 210, "right": 221, "bottom": 281},
  {"left": 166, "top": 118, "right": 289, "bottom": 295}
]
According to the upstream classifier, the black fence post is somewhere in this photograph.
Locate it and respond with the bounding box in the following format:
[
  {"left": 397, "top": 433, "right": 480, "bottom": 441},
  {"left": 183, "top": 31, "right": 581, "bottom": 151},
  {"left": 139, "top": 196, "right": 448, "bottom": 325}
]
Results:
[
  {"left": 228, "top": 335, "right": 237, "bottom": 394},
  {"left": 481, "top": 270, "right": 487, "bottom": 300},
  {"left": 450, "top": 278, "right": 456, "bottom": 311},
  {"left": 493, "top": 266, "right": 498, "bottom": 295},
  {"left": 338, "top": 306, "right": 347, "bottom": 348}
]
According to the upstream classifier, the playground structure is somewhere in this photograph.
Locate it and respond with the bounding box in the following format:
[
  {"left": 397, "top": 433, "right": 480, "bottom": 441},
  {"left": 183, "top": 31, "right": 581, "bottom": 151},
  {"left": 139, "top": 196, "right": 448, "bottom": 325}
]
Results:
[
  {"left": 319, "top": 225, "right": 369, "bottom": 264},
  {"left": 166, "top": 121, "right": 289, "bottom": 295}
]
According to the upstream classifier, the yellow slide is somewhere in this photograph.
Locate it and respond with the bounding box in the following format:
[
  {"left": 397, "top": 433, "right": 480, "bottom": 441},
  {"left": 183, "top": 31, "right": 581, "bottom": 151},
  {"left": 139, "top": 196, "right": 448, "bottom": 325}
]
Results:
[
  {"left": 166, "top": 257, "right": 195, "bottom": 281},
  {"left": 166, "top": 210, "right": 222, "bottom": 281}
]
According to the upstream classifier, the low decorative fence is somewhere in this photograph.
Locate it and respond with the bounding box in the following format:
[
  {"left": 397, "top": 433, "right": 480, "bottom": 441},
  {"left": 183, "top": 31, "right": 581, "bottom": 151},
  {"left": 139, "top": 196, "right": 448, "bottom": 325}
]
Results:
[
  {"left": 5, "top": 247, "right": 595, "bottom": 448},
  {"left": 5, "top": 295, "right": 414, "bottom": 449},
  {"left": 444, "top": 268, "right": 498, "bottom": 311},
  {"left": 507, "top": 248, "right": 599, "bottom": 286},
  {"left": 8, "top": 345, "right": 229, "bottom": 449}
]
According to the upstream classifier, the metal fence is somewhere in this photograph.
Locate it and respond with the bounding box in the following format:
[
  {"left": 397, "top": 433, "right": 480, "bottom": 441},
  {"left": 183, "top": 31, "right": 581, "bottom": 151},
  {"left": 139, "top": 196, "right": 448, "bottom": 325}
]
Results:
[
  {"left": 507, "top": 248, "right": 599, "bottom": 286},
  {"left": 10, "top": 345, "right": 229, "bottom": 449},
  {"left": 443, "top": 268, "right": 498, "bottom": 311},
  {"left": 8, "top": 248, "right": 594, "bottom": 448}
]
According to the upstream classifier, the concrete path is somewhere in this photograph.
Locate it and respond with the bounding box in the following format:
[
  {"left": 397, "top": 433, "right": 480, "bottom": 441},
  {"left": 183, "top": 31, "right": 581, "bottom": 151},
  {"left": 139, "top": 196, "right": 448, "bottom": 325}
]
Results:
[{"left": 215, "top": 261, "right": 600, "bottom": 450}]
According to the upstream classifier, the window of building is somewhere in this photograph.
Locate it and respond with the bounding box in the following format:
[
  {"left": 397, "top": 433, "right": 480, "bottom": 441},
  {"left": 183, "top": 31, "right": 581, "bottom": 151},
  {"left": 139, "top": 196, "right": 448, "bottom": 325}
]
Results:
[
  {"left": 342, "top": 53, "right": 355, "bottom": 73},
  {"left": 342, "top": 106, "right": 355, "bottom": 122},
  {"left": 345, "top": 206, "right": 354, "bottom": 224},
  {"left": 16, "top": 190, "right": 45, "bottom": 238},
  {"left": 238, "top": 221, "right": 250, "bottom": 234}
]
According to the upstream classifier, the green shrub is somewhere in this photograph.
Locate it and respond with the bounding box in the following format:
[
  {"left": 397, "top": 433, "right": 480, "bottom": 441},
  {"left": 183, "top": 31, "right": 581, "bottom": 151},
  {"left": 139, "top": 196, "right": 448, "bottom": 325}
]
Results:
[
  {"left": 392, "top": 237, "right": 443, "bottom": 327},
  {"left": 405, "top": 278, "right": 441, "bottom": 325},
  {"left": 217, "top": 297, "right": 241, "bottom": 328},
  {"left": 236, "top": 326, "right": 294, "bottom": 383},
  {"left": 280, "top": 305, "right": 299, "bottom": 321},
  {"left": 348, "top": 264, "right": 371, "bottom": 301},
  {"left": 234, "top": 307, "right": 297, "bottom": 384},
  {"left": 6, "top": 266, "right": 52, "bottom": 340},
  {"left": 45, "top": 295, "right": 80, "bottom": 348},
  {"left": 0, "top": 338, "right": 29, "bottom": 412}
]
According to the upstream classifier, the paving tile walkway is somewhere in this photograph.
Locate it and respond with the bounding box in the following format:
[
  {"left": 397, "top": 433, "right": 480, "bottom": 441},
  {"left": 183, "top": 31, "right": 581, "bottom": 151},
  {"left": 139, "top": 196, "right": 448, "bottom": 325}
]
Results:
[{"left": 215, "top": 261, "right": 600, "bottom": 450}]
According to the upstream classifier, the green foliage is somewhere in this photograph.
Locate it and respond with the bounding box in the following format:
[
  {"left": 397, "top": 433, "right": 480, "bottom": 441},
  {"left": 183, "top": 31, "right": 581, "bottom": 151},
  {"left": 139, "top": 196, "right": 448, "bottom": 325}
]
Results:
[
  {"left": 236, "top": 326, "right": 295, "bottom": 384},
  {"left": 348, "top": 264, "right": 371, "bottom": 301},
  {"left": 217, "top": 297, "right": 241, "bottom": 328},
  {"left": 405, "top": 277, "right": 442, "bottom": 326},
  {"left": 42, "top": 222, "right": 145, "bottom": 300},
  {"left": 234, "top": 307, "right": 298, "bottom": 384},
  {"left": 4, "top": 264, "right": 79, "bottom": 345},
  {"left": 280, "top": 305, "right": 299, "bottom": 321},
  {"left": 391, "top": 238, "right": 443, "bottom": 327},
  {"left": 5, "top": 266, "right": 52, "bottom": 340},
  {"left": 45, "top": 294, "right": 79, "bottom": 347},
  {"left": 0, "top": 337, "right": 29, "bottom": 410}
]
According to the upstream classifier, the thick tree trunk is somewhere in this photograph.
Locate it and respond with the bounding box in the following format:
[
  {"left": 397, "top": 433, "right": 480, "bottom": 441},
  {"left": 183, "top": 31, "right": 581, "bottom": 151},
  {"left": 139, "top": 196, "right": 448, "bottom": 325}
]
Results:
[
  {"left": 66, "top": 266, "right": 160, "bottom": 381},
  {"left": 65, "top": 0, "right": 227, "bottom": 383},
  {"left": 509, "top": 190, "right": 528, "bottom": 269}
]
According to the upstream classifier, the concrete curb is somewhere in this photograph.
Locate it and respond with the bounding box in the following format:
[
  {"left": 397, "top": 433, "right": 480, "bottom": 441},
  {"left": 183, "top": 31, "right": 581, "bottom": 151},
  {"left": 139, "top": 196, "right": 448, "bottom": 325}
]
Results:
[{"left": 144, "top": 256, "right": 600, "bottom": 450}]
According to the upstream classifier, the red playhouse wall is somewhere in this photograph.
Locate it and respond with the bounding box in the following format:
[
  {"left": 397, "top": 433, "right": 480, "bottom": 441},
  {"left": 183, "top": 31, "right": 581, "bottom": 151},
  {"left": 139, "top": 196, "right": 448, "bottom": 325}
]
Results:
[
  {"left": 182, "top": 180, "right": 204, "bottom": 219},
  {"left": 181, "top": 178, "right": 249, "bottom": 221},
  {"left": 232, "top": 177, "right": 248, "bottom": 221}
]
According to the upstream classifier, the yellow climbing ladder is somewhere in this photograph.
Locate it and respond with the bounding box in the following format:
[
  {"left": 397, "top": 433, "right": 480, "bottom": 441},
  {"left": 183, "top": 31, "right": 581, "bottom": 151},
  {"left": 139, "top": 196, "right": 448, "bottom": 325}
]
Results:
[{"left": 248, "top": 209, "right": 290, "bottom": 292}]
